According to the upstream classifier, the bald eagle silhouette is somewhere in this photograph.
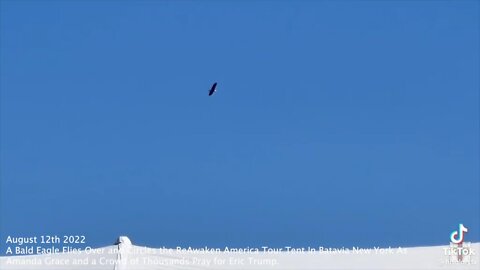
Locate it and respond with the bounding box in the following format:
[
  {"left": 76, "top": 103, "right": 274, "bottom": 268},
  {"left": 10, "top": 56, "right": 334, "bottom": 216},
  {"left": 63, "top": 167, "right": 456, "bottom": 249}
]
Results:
[{"left": 208, "top": 82, "right": 217, "bottom": 96}]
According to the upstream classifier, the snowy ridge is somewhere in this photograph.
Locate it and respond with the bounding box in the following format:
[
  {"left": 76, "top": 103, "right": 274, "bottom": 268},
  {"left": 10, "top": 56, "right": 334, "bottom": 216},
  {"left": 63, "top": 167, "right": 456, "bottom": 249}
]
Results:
[{"left": 1, "top": 237, "right": 478, "bottom": 270}]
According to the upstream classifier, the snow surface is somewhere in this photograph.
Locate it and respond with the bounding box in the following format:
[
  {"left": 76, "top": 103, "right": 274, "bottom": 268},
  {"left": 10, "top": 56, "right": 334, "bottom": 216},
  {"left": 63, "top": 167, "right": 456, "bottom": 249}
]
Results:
[{"left": 1, "top": 237, "right": 478, "bottom": 270}]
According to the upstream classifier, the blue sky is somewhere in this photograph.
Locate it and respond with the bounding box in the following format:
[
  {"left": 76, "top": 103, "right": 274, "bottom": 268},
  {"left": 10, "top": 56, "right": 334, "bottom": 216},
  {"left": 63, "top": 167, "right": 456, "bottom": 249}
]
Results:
[{"left": 1, "top": 1, "right": 479, "bottom": 252}]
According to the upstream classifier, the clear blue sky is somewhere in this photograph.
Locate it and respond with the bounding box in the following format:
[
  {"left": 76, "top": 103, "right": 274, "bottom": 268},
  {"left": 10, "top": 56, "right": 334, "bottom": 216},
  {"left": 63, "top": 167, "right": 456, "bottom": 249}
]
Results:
[{"left": 1, "top": 1, "right": 478, "bottom": 252}]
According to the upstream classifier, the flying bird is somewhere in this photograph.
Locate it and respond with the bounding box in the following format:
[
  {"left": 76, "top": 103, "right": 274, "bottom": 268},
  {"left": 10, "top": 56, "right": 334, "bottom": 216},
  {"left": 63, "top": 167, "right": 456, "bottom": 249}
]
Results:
[{"left": 208, "top": 82, "right": 217, "bottom": 96}]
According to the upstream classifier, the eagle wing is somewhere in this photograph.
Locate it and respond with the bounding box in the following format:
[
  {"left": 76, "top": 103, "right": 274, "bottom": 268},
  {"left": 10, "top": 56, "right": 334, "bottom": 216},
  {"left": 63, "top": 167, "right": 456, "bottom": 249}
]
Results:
[{"left": 209, "top": 82, "right": 217, "bottom": 96}]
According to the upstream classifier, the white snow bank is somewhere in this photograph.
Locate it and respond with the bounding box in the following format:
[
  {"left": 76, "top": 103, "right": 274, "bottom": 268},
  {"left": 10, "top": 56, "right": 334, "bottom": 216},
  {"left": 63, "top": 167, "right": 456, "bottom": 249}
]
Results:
[{"left": 1, "top": 237, "right": 478, "bottom": 270}]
